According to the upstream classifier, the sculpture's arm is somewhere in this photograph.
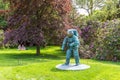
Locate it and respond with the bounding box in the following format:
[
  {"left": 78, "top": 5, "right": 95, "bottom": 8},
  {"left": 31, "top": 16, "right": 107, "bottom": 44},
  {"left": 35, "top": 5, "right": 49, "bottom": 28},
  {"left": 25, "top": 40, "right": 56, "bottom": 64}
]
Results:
[{"left": 61, "top": 37, "right": 67, "bottom": 50}]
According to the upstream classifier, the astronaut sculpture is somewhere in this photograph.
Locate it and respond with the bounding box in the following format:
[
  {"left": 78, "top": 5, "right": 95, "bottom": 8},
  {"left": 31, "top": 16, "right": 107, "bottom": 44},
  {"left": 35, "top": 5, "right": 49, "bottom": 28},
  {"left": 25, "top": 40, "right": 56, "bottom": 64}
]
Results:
[{"left": 62, "top": 29, "right": 80, "bottom": 66}]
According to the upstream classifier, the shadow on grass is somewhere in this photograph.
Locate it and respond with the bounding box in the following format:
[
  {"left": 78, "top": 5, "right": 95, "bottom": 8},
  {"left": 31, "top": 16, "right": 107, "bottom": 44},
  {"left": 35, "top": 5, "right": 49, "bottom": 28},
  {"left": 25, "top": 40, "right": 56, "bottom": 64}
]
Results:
[{"left": 0, "top": 53, "right": 65, "bottom": 67}]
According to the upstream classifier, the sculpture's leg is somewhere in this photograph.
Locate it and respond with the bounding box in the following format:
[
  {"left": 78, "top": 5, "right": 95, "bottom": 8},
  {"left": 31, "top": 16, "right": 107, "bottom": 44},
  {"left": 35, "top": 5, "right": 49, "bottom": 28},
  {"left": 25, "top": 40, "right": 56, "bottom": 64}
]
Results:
[
  {"left": 65, "top": 49, "right": 72, "bottom": 65},
  {"left": 73, "top": 48, "right": 80, "bottom": 65}
]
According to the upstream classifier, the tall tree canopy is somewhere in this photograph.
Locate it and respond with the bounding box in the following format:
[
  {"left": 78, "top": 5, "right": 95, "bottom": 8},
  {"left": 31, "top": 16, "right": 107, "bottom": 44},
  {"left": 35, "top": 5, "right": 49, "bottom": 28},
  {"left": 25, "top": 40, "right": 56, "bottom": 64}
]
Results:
[
  {"left": 3, "top": 0, "right": 72, "bottom": 55},
  {"left": 76, "top": 0, "right": 105, "bottom": 15}
]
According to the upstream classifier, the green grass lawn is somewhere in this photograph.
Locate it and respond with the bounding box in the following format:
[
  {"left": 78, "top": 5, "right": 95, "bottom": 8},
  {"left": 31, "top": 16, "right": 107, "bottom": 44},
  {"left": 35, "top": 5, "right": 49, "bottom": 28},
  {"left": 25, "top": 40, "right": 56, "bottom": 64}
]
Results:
[{"left": 0, "top": 46, "right": 120, "bottom": 80}]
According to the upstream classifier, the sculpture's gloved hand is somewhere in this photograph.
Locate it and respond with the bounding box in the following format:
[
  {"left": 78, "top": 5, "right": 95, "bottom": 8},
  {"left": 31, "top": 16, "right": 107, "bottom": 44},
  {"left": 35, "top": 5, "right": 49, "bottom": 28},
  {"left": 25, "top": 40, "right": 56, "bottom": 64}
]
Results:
[{"left": 69, "top": 43, "right": 74, "bottom": 47}]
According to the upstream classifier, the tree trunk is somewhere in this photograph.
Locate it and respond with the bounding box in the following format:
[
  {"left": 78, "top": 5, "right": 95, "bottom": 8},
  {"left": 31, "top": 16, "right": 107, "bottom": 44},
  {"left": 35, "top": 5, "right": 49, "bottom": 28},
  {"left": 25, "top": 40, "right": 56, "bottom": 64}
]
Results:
[{"left": 36, "top": 45, "right": 40, "bottom": 55}]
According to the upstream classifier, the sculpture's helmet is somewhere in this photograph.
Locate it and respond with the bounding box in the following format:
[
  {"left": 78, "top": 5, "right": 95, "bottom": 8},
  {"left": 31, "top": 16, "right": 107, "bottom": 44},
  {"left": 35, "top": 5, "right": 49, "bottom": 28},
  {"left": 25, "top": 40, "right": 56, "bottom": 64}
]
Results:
[{"left": 67, "top": 29, "right": 79, "bottom": 37}]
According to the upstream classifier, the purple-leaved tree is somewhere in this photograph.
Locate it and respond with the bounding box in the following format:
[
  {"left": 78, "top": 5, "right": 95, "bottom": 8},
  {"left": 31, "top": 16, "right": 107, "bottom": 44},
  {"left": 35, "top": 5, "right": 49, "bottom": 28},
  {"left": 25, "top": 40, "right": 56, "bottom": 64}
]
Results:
[{"left": 3, "top": 0, "right": 72, "bottom": 55}]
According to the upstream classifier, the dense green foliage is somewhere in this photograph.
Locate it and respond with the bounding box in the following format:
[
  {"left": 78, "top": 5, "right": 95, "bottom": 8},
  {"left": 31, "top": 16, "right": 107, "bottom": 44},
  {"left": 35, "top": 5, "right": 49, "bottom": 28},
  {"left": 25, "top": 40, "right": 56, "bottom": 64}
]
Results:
[
  {"left": 0, "top": 16, "right": 7, "bottom": 27},
  {"left": 0, "top": 46, "right": 120, "bottom": 80},
  {"left": 0, "top": 0, "right": 9, "bottom": 10},
  {"left": 0, "top": 0, "right": 8, "bottom": 28},
  {"left": 0, "top": 30, "right": 4, "bottom": 47},
  {"left": 88, "top": 0, "right": 120, "bottom": 21}
]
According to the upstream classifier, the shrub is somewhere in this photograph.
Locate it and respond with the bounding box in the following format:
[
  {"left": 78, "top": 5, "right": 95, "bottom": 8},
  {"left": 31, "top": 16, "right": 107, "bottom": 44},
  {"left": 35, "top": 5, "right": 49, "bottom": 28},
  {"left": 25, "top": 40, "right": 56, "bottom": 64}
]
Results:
[
  {"left": 80, "top": 19, "right": 120, "bottom": 61},
  {"left": 94, "top": 19, "right": 120, "bottom": 61}
]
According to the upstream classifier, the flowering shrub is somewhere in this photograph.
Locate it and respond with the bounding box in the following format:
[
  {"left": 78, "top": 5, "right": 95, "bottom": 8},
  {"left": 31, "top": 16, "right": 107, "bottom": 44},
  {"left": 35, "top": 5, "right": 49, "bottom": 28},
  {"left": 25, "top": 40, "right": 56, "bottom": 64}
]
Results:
[
  {"left": 80, "top": 21, "right": 99, "bottom": 45},
  {"left": 95, "top": 19, "right": 120, "bottom": 61},
  {"left": 80, "top": 19, "right": 120, "bottom": 61}
]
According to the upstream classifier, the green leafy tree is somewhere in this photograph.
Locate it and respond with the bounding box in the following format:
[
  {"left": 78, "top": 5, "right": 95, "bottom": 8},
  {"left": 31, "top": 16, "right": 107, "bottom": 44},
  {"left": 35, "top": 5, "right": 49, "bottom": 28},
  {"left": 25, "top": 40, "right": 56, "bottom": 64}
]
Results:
[
  {"left": 0, "top": 0, "right": 9, "bottom": 29},
  {"left": 102, "top": 0, "right": 120, "bottom": 20},
  {"left": 76, "top": 0, "right": 105, "bottom": 15}
]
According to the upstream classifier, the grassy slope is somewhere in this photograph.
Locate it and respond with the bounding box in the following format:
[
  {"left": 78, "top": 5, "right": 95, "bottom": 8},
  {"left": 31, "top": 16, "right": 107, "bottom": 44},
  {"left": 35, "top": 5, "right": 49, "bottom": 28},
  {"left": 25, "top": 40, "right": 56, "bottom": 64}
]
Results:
[{"left": 0, "top": 46, "right": 120, "bottom": 80}]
